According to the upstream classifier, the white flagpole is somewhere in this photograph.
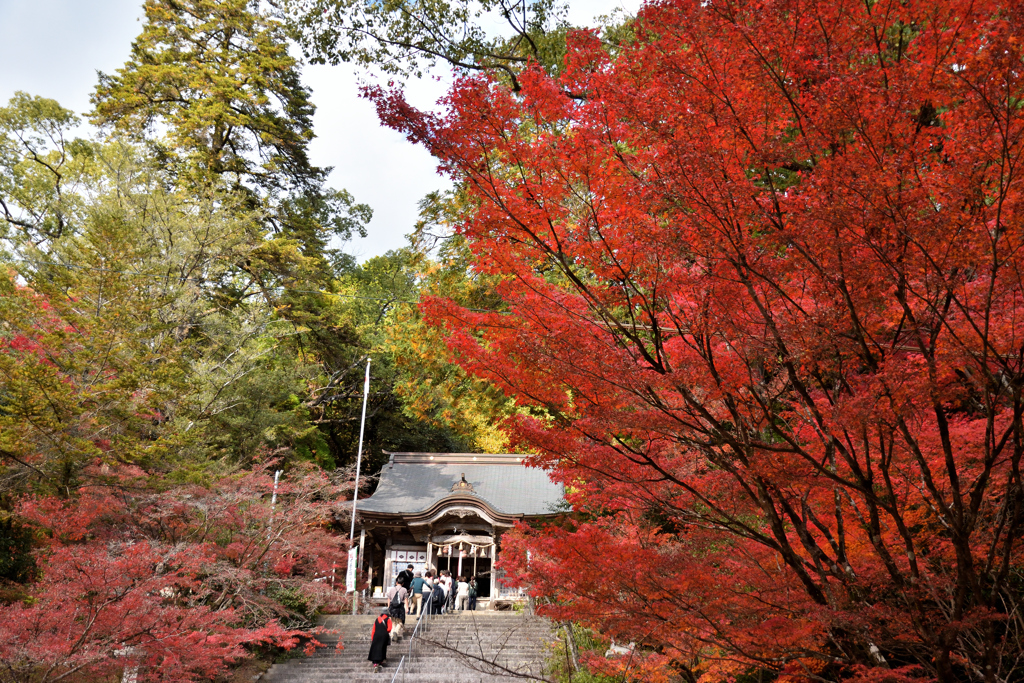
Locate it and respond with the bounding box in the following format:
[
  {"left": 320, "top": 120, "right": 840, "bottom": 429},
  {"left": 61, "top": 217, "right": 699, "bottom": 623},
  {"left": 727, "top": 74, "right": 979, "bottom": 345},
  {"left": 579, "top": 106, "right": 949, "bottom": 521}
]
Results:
[
  {"left": 350, "top": 358, "right": 371, "bottom": 542},
  {"left": 348, "top": 359, "right": 371, "bottom": 613},
  {"left": 267, "top": 469, "right": 282, "bottom": 541}
]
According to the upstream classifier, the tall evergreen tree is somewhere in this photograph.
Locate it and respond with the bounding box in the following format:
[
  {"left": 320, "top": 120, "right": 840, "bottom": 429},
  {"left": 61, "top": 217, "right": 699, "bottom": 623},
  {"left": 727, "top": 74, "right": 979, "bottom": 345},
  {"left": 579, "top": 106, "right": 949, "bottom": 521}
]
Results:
[{"left": 92, "top": 0, "right": 370, "bottom": 278}]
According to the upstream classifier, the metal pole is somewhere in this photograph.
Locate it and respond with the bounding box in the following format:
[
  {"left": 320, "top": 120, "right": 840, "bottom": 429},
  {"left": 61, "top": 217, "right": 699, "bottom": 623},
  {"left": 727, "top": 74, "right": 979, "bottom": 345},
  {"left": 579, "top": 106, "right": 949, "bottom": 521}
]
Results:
[
  {"left": 349, "top": 358, "right": 371, "bottom": 614},
  {"left": 271, "top": 470, "right": 282, "bottom": 508},
  {"left": 268, "top": 469, "right": 282, "bottom": 541}
]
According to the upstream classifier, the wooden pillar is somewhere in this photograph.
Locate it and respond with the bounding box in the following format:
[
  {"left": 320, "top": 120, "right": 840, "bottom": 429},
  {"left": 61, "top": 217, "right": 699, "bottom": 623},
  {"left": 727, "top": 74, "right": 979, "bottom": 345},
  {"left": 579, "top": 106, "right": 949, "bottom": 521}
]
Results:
[
  {"left": 358, "top": 528, "right": 366, "bottom": 570},
  {"left": 426, "top": 535, "right": 433, "bottom": 573},
  {"left": 352, "top": 528, "right": 367, "bottom": 615},
  {"left": 358, "top": 528, "right": 366, "bottom": 592},
  {"left": 367, "top": 537, "right": 375, "bottom": 595},
  {"left": 489, "top": 540, "right": 498, "bottom": 609},
  {"left": 383, "top": 537, "right": 393, "bottom": 590}
]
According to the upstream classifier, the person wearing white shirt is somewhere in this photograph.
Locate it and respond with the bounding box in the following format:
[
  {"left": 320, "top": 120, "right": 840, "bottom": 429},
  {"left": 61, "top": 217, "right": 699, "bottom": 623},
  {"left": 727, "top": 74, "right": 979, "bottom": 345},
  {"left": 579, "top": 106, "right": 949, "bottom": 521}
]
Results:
[
  {"left": 439, "top": 570, "right": 453, "bottom": 613},
  {"left": 455, "top": 576, "right": 470, "bottom": 611},
  {"left": 419, "top": 570, "right": 435, "bottom": 617}
]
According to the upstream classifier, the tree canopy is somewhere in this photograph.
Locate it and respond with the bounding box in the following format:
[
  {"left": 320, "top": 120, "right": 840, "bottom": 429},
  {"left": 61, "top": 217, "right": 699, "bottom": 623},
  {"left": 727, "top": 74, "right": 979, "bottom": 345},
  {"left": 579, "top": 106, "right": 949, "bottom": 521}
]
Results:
[
  {"left": 11, "top": 0, "right": 1024, "bottom": 680},
  {"left": 0, "top": 2, "right": 505, "bottom": 679},
  {"left": 92, "top": 0, "right": 371, "bottom": 276},
  {"left": 284, "top": 0, "right": 635, "bottom": 90},
  {"left": 370, "top": 0, "right": 1024, "bottom": 680}
]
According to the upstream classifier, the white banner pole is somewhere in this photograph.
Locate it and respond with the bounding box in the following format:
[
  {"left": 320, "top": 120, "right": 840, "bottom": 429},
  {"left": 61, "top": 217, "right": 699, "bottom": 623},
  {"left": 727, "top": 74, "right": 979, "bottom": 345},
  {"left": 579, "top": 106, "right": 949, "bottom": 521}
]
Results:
[
  {"left": 347, "top": 359, "right": 371, "bottom": 609},
  {"left": 267, "top": 469, "right": 282, "bottom": 541}
]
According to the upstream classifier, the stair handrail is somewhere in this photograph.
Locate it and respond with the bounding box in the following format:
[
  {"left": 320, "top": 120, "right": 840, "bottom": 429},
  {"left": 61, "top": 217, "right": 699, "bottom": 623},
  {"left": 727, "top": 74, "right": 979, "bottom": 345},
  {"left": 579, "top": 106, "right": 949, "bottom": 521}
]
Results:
[
  {"left": 389, "top": 592, "right": 434, "bottom": 683},
  {"left": 387, "top": 652, "right": 406, "bottom": 682}
]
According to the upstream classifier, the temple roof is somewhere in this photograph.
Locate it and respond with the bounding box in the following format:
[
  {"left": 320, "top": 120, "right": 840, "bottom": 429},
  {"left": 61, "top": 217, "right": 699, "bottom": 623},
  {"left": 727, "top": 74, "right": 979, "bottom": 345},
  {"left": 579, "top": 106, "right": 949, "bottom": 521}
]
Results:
[{"left": 356, "top": 452, "right": 565, "bottom": 517}]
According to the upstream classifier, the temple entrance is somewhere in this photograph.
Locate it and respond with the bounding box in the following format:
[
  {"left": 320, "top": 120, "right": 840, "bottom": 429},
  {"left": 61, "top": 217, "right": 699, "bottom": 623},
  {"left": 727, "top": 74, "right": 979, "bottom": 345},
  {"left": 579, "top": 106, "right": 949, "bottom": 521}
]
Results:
[
  {"left": 355, "top": 452, "right": 565, "bottom": 610},
  {"left": 436, "top": 556, "right": 493, "bottom": 599}
]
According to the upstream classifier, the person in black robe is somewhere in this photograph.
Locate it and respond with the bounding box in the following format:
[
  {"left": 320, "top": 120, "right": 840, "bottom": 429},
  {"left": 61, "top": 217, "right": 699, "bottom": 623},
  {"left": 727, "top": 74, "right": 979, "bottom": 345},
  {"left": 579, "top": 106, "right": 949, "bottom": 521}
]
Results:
[{"left": 368, "top": 612, "right": 392, "bottom": 670}]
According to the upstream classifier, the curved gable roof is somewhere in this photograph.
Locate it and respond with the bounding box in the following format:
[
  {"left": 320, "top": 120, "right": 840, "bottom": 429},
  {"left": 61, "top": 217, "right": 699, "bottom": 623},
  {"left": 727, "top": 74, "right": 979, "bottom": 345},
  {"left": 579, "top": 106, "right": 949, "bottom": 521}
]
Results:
[{"left": 356, "top": 453, "right": 564, "bottom": 517}]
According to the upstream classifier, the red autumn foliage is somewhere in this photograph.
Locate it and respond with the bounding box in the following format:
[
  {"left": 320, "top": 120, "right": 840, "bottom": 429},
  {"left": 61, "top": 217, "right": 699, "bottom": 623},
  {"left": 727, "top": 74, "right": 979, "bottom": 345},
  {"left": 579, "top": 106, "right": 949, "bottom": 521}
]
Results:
[
  {"left": 0, "top": 260, "right": 354, "bottom": 681},
  {"left": 0, "top": 465, "right": 348, "bottom": 682},
  {"left": 370, "top": 0, "right": 1024, "bottom": 680}
]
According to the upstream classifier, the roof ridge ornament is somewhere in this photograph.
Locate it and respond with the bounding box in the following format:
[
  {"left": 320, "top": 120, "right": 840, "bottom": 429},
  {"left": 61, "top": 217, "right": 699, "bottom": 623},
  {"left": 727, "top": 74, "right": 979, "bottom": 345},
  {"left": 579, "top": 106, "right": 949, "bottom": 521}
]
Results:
[{"left": 451, "top": 473, "right": 475, "bottom": 492}]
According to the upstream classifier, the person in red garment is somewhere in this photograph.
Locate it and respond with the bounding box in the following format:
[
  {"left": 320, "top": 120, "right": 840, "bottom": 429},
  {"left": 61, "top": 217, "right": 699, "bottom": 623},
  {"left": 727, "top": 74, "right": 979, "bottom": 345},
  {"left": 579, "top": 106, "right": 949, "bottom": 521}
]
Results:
[{"left": 367, "top": 611, "right": 393, "bottom": 671}]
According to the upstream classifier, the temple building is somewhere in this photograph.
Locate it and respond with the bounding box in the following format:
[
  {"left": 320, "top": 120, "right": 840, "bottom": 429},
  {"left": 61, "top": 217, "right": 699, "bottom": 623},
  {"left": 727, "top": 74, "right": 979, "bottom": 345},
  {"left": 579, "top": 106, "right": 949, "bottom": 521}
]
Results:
[{"left": 353, "top": 452, "right": 565, "bottom": 608}]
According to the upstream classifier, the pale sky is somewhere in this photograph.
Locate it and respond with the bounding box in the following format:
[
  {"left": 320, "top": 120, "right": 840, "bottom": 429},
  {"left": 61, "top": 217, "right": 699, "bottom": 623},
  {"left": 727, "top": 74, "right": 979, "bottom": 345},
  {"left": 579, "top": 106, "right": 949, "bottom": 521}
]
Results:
[{"left": 0, "top": 0, "right": 640, "bottom": 262}]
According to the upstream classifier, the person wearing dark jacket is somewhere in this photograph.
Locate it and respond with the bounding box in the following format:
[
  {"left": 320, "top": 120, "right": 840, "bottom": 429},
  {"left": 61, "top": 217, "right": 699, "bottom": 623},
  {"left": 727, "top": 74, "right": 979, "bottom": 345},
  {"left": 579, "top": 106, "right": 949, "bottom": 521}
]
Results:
[
  {"left": 427, "top": 581, "right": 446, "bottom": 615},
  {"left": 396, "top": 564, "right": 414, "bottom": 612},
  {"left": 368, "top": 611, "right": 393, "bottom": 671},
  {"left": 467, "top": 576, "right": 478, "bottom": 611}
]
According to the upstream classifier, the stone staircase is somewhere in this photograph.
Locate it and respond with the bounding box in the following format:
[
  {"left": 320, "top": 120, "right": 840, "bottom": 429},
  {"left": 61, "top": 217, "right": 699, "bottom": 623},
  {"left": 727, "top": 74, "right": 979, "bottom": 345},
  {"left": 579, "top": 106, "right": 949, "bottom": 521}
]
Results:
[{"left": 261, "top": 611, "right": 555, "bottom": 683}]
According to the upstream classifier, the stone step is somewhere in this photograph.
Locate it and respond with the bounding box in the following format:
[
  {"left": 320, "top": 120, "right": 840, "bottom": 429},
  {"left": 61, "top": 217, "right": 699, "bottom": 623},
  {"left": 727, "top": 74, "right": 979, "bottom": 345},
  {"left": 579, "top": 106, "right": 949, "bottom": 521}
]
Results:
[
  {"left": 268, "top": 676, "right": 543, "bottom": 680},
  {"left": 319, "top": 640, "right": 551, "bottom": 650},
  {"left": 265, "top": 660, "right": 548, "bottom": 672},
  {"left": 286, "top": 652, "right": 548, "bottom": 660},
  {"left": 318, "top": 624, "right": 550, "bottom": 636},
  {"left": 262, "top": 666, "right": 546, "bottom": 679},
  {"left": 266, "top": 670, "right": 546, "bottom": 679},
  {"left": 261, "top": 613, "right": 553, "bottom": 683},
  {"left": 296, "top": 659, "right": 546, "bottom": 666},
  {"left": 330, "top": 638, "right": 547, "bottom": 643},
  {"left": 282, "top": 665, "right": 545, "bottom": 672},
  {"left": 321, "top": 641, "right": 550, "bottom": 651},
  {"left": 294, "top": 657, "right": 548, "bottom": 667},
  {"left": 280, "top": 651, "right": 548, "bottom": 659},
  {"left": 320, "top": 613, "right": 534, "bottom": 621},
  {"left": 308, "top": 634, "right": 552, "bottom": 644},
  {"left": 336, "top": 628, "right": 553, "bottom": 634},
  {"left": 304, "top": 650, "right": 548, "bottom": 661},
  {"left": 265, "top": 676, "right": 539, "bottom": 683}
]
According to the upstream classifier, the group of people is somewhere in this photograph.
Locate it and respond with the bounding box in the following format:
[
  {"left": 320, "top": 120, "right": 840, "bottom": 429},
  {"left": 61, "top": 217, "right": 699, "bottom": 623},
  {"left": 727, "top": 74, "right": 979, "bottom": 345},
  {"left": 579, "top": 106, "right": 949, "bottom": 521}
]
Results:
[
  {"left": 367, "top": 564, "right": 482, "bottom": 671},
  {"left": 394, "top": 563, "right": 481, "bottom": 617}
]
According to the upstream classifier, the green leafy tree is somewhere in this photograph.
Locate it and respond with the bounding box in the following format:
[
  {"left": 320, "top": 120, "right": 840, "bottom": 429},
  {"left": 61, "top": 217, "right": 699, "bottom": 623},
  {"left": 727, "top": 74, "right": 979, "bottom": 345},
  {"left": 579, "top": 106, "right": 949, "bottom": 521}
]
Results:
[
  {"left": 289, "top": 249, "right": 479, "bottom": 472},
  {"left": 0, "top": 93, "right": 95, "bottom": 246},
  {"left": 384, "top": 193, "right": 514, "bottom": 452},
  {"left": 0, "top": 212, "right": 194, "bottom": 494},
  {"left": 91, "top": 0, "right": 370, "bottom": 278},
  {"left": 0, "top": 94, "right": 321, "bottom": 488},
  {"left": 285, "top": 0, "right": 574, "bottom": 89}
]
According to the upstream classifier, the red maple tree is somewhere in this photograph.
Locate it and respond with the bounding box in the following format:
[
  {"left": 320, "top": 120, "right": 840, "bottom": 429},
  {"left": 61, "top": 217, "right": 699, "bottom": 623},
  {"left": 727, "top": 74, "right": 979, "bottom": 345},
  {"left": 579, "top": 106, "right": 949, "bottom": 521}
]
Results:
[
  {"left": 0, "top": 466, "right": 347, "bottom": 682},
  {"left": 0, "top": 275, "right": 356, "bottom": 681},
  {"left": 370, "top": 0, "right": 1024, "bottom": 680}
]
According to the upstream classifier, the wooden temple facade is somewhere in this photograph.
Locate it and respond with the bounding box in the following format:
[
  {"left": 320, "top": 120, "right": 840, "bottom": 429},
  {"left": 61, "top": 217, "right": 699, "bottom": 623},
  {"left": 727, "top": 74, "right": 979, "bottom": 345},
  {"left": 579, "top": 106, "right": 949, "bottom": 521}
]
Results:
[{"left": 353, "top": 452, "right": 564, "bottom": 608}]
